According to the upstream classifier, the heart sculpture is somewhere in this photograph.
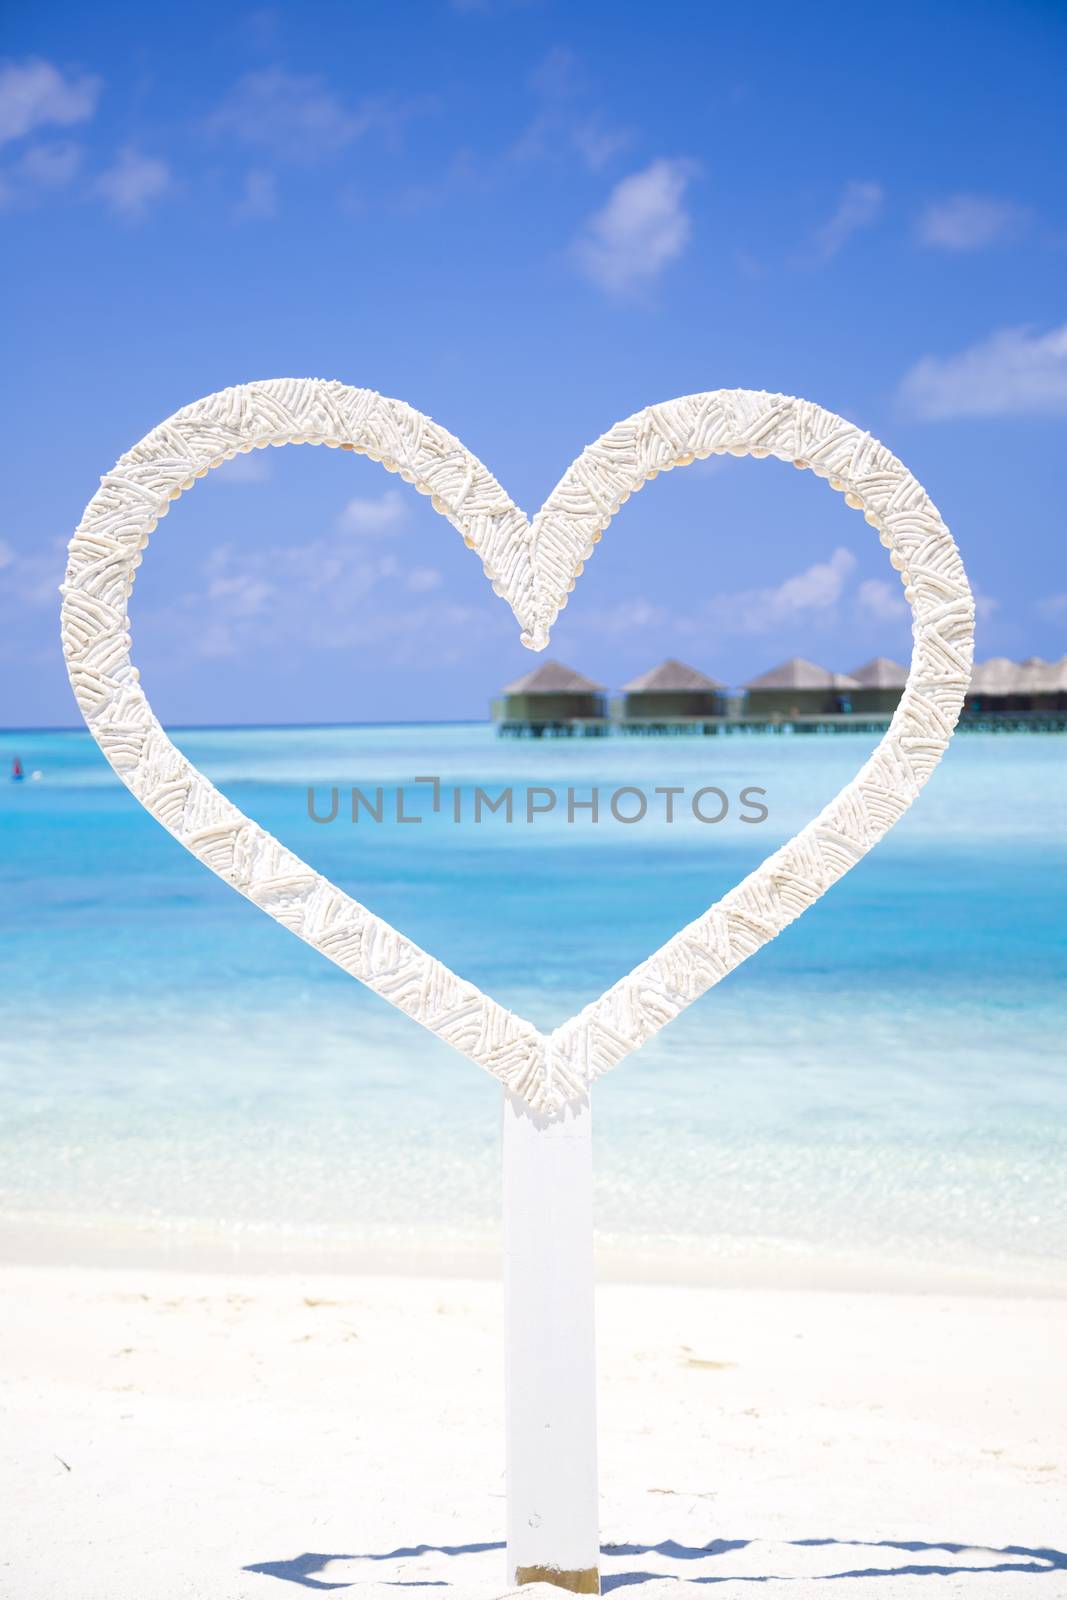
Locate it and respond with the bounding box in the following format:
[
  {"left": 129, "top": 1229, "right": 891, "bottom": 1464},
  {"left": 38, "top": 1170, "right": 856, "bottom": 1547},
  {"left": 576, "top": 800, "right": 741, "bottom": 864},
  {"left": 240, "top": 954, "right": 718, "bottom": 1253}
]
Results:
[{"left": 61, "top": 380, "right": 974, "bottom": 1113}]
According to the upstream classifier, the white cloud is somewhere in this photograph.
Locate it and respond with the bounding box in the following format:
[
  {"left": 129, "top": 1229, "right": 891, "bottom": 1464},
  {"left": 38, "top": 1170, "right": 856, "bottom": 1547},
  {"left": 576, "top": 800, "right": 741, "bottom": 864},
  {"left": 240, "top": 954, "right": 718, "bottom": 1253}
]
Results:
[
  {"left": 687, "top": 455, "right": 725, "bottom": 479},
  {"left": 568, "top": 546, "right": 874, "bottom": 661},
  {"left": 581, "top": 598, "right": 668, "bottom": 635},
  {"left": 578, "top": 549, "right": 861, "bottom": 643},
  {"left": 704, "top": 548, "right": 858, "bottom": 636},
  {"left": 19, "top": 139, "right": 82, "bottom": 186},
  {"left": 211, "top": 452, "right": 273, "bottom": 485},
  {"left": 146, "top": 525, "right": 501, "bottom": 667},
  {"left": 95, "top": 146, "right": 170, "bottom": 219},
  {"left": 0, "top": 133, "right": 83, "bottom": 208},
  {"left": 898, "top": 322, "right": 1067, "bottom": 420},
  {"left": 0, "top": 536, "right": 66, "bottom": 610},
  {"left": 209, "top": 70, "right": 380, "bottom": 162},
  {"left": 513, "top": 49, "right": 630, "bottom": 174},
  {"left": 205, "top": 572, "right": 274, "bottom": 619},
  {"left": 809, "top": 180, "right": 883, "bottom": 263},
  {"left": 196, "top": 620, "right": 241, "bottom": 660},
  {"left": 0, "top": 137, "right": 83, "bottom": 209},
  {"left": 860, "top": 574, "right": 997, "bottom": 626},
  {"left": 235, "top": 168, "right": 277, "bottom": 221},
  {"left": 176, "top": 539, "right": 405, "bottom": 659},
  {"left": 515, "top": 107, "right": 629, "bottom": 174},
  {"left": 570, "top": 118, "right": 630, "bottom": 173},
  {"left": 574, "top": 158, "right": 695, "bottom": 294},
  {"left": 916, "top": 194, "right": 1027, "bottom": 251},
  {"left": 529, "top": 45, "right": 580, "bottom": 100},
  {"left": 0, "top": 58, "right": 100, "bottom": 145},
  {"left": 338, "top": 490, "right": 409, "bottom": 537},
  {"left": 857, "top": 577, "right": 907, "bottom": 621}
]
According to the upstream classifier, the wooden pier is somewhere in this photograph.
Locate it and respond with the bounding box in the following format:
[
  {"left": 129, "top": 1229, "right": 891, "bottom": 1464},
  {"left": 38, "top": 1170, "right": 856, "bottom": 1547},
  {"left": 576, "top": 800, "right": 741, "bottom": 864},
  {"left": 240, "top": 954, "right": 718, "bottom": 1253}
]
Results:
[{"left": 495, "top": 710, "right": 1067, "bottom": 737}]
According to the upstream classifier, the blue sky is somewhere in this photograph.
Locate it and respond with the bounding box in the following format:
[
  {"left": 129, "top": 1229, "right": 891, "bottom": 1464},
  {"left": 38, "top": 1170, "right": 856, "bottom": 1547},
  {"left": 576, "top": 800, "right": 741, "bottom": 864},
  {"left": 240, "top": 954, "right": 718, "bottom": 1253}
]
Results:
[{"left": 3, "top": 0, "right": 1065, "bottom": 726}]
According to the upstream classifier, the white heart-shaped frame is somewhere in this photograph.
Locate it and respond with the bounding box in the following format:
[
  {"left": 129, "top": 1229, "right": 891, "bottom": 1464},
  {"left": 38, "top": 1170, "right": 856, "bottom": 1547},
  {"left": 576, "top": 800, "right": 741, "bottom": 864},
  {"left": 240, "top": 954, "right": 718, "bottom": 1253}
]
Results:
[{"left": 62, "top": 380, "right": 974, "bottom": 1113}]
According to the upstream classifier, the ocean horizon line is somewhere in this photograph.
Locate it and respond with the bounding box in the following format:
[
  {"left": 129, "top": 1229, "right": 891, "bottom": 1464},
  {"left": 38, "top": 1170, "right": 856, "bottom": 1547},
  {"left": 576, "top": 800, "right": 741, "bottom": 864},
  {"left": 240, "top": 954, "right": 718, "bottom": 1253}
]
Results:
[{"left": 1, "top": 715, "right": 494, "bottom": 737}]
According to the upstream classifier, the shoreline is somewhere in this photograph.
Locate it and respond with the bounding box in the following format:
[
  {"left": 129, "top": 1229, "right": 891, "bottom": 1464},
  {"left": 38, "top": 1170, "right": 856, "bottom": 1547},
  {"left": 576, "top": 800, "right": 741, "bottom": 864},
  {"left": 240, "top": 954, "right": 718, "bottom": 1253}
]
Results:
[{"left": 2, "top": 1211, "right": 1064, "bottom": 1299}]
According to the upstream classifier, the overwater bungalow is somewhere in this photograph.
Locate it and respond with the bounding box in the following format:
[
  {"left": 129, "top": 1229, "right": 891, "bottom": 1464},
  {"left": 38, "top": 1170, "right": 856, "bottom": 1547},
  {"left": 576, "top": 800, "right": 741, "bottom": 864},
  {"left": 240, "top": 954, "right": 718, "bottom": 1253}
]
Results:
[
  {"left": 966, "top": 656, "right": 1067, "bottom": 715},
  {"left": 619, "top": 659, "right": 726, "bottom": 726},
  {"left": 1022, "top": 657, "right": 1067, "bottom": 711},
  {"left": 488, "top": 653, "right": 1067, "bottom": 738},
  {"left": 966, "top": 657, "right": 1022, "bottom": 711},
  {"left": 847, "top": 657, "right": 908, "bottom": 715},
  {"left": 495, "top": 660, "right": 608, "bottom": 735},
  {"left": 742, "top": 658, "right": 860, "bottom": 719}
]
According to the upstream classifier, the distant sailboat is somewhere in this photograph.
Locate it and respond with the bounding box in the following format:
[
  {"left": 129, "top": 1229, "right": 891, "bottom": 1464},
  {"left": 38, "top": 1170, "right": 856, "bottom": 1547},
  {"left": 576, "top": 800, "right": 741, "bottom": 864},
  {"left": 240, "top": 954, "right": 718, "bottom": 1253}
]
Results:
[{"left": 11, "top": 756, "right": 24, "bottom": 782}]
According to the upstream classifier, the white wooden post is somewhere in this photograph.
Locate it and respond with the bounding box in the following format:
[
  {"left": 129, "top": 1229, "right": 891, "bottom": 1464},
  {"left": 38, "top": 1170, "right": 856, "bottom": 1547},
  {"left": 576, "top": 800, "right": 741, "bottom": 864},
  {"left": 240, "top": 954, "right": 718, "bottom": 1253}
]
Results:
[{"left": 503, "top": 1088, "right": 600, "bottom": 1594}]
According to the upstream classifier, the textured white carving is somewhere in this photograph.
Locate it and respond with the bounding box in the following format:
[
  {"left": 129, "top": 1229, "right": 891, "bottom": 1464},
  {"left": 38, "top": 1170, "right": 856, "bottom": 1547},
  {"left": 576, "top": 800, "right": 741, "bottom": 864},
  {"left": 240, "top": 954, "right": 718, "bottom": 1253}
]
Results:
[{"left": 61, "top": 380, "right": 975, "bottom": 1113}]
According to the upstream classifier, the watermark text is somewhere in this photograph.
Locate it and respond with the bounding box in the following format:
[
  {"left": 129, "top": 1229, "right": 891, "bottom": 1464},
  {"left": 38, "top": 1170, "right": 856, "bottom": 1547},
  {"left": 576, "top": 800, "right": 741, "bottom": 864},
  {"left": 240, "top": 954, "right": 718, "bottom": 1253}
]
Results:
[{"left": 307, "top": 777, "right": 769, "bottom": 826}]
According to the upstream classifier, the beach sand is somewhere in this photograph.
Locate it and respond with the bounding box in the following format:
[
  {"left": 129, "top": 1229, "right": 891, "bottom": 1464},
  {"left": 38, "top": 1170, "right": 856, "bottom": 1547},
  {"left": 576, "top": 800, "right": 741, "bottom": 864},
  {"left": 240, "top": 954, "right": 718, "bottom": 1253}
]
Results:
[{"left": 1, "top": 1264, "right": 1064, "bottom": 1599}]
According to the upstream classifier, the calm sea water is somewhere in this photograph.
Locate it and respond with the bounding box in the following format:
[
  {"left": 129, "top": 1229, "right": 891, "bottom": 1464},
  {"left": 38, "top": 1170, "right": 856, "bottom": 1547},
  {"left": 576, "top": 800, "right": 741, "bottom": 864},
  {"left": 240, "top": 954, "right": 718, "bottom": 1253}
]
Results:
[{"left": 1, "top": 723, "right": 1064, "bottom": 1284}]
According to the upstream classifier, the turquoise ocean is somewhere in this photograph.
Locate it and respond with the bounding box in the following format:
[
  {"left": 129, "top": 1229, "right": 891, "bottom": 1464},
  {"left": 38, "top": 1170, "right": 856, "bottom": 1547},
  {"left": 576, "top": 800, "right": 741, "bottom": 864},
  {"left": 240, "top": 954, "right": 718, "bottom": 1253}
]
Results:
[{"left": 1, "top": 724, "right": 1064, "bottom": 1288}]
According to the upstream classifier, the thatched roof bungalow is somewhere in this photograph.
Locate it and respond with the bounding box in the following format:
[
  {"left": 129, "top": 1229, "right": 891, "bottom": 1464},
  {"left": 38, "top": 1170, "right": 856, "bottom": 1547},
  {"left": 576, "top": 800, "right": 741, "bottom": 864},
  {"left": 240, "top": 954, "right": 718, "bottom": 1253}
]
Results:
[
  {"left": 620, "top": 659, "right": 726, "bottom": 722},
  {"left": 847, "top": 657, "right": 908, "bottom": 715},
  {"left": 743, "top": 658, "right": 860, "bottom": 718},
  {"left": 498, "top": 660, "right": 607, "bottom": 726},
  {"left": 967, "top": 657, "right": 1021, "bottom": 705},
  {"left": 1023, "top": 657, "right": 1067, "bottom": 710},
  {"left": 966, "top": 656, "right": 1067, "bottom": 712}
]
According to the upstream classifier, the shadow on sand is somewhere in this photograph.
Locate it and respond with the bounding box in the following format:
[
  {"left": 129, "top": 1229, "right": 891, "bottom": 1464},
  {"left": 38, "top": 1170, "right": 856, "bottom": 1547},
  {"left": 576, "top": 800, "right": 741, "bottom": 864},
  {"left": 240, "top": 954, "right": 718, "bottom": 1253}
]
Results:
[{"left": 244, "top": 1536, "right": 1067, "bottom": 1589}]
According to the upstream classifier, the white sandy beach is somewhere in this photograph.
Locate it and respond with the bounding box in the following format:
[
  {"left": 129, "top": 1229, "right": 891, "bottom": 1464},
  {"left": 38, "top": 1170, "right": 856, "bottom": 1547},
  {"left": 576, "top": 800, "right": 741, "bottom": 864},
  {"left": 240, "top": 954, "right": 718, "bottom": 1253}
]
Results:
[{"left": 1, "top": 1264, "right": 1064, "bottom": 1600}]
